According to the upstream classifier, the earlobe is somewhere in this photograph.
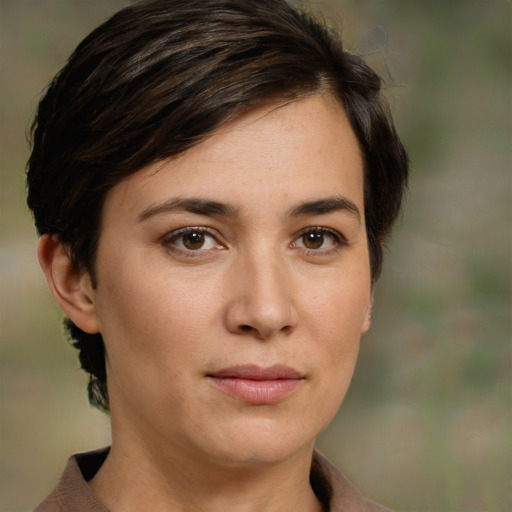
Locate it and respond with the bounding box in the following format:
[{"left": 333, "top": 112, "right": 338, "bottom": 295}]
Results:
[
  {"left": 37, "top": 234, "right": 100, "bottom": 334},
  {"left": 361, "top": 295, "right": 374, "bottom": 335}
]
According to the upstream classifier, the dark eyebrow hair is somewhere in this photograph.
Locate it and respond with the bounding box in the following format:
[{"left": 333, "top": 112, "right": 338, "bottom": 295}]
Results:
[
  {"left": 288, "top": 196, "right": 361, "bottom": 222},
  {"left": 138, "top": 198, "right": 239, "bottom": 222}
]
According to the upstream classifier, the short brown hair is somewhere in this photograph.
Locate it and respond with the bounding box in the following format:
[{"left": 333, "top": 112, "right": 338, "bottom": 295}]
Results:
[{"left": 27, "top": 0, "right": 408, "bottom": 412}]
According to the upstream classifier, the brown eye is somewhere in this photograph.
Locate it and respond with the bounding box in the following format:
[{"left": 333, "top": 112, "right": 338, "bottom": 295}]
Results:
[
  {"left": 183, "top": 231, "right": 206, "bottom": 250},
  {"left": 302, "top": 232, "right": 324, "bottom": 249},
  {"left": 165, "top": 227, "right": 223, "bottom": 253},
  {"left": 292, "top": 228, "right": 344, "bottom": 252}
]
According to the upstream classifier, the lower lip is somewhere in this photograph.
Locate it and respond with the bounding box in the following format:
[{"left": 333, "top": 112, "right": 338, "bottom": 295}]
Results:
[{"left": 209, "top": 377, "right": 304, "bottom": 404}]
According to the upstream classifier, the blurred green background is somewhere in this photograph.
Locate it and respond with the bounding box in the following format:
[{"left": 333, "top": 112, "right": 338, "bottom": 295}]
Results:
[{"left": 0, "top": 1, "right": 510, "bottom": 510}]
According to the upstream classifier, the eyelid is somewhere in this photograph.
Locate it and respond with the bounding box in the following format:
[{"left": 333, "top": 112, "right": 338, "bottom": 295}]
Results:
[
  {"left": 162, "top": 226, "right": 225, "bottom": 253},
  {"left": 161, "top": 225, "right": 347, "bottom": 257},
  {"left": 292, "top": 226, "right": 348, "bottom": 252},
  {"left": 296, "top": 226, "right": 347, "bottom": 241}
]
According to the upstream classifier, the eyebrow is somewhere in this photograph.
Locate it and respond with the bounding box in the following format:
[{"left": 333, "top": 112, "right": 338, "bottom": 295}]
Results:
[
  {"left": 288, "top": 196, "right": 361, "bottom": 222},
  {"left": 138, "top": 195, "right": 361, "bottom": 223},
  {"left": 138, "top": 198, "right": 239, "bottom": 222}
]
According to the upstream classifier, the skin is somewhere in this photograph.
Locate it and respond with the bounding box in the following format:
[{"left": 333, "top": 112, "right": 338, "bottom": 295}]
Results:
[{"left": 39, "top": 94, "right": 372, "bottom": 512}]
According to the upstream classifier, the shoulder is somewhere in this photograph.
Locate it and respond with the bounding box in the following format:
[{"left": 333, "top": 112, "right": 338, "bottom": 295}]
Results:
[
  {"left": 33, "top": 448, "right": 109, "bottom": 512},
  {"left": 312, "top": 451, "right": 395, "bottom": 512}
]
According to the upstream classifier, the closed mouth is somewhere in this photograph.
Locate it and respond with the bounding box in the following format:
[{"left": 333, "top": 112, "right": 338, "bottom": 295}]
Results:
[{"left": 207, "top": 365, "right": 305, "bottom": 404}]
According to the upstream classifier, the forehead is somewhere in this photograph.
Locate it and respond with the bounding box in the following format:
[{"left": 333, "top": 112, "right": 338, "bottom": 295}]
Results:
[{"left": 101, "top": 94, "right": 364, "bottom": 221}]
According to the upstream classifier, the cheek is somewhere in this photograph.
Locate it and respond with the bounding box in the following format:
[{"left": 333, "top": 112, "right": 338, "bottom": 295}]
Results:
[
  {"left": 94, "top": 274, "right": 213, "bottom": 423},
  {"left": 98, "top": 277, "right": 209, "bottom": 351},
  {"left": 301, "top": 268, "right": 370, "bottom": 386},
  {"left": 96, "top": 257, "right": 236, "bottom": 398},
  {"left": 303, "top": 266, "right": 371, "bottom": 337},
  {"left": 306, "top": 298, "right": 365, "bottom": 432}
]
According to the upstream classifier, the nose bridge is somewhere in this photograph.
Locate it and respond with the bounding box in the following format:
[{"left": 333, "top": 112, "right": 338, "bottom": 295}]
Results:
[{"left": 227, "top": 242, "right": 297, "bottom": 339}]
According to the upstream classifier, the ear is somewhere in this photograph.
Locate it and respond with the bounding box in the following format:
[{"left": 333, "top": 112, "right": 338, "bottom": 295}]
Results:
[
  {"left": 38, "top": 234, "right": 100, "bottom": 334},
  {"left": 361, "top": 293, "right": 374, "bottom": 335}
]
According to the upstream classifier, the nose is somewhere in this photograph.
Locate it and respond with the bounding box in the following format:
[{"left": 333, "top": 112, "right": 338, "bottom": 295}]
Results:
[{"left": 224, "top": 250, "right": 298, "bottom": 340}]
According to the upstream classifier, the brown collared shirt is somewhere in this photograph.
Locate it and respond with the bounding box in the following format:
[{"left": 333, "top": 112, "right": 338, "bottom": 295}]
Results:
[{"left": 33, "top": 448, "right": 393, "bottom": 512}]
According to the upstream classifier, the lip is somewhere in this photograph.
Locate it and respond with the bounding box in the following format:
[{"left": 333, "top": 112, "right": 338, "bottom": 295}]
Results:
[{"left": 207, "top": 365, "right": 305, "bottom": 404}]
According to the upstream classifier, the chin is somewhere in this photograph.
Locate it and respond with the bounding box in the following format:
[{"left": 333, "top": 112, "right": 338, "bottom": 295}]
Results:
[{"left": 195, "top": 416, "right": 320, "bottom": 469}]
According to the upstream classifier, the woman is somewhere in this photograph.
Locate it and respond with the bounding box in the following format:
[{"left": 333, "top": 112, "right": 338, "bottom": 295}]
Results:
[{"left": 27, "top": 0, "right": 408, "bottom": 510}]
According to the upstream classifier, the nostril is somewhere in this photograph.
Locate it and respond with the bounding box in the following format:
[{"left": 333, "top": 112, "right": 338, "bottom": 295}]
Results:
[{"left": 238, "top": 323, "right": 293, "bottom": 336}]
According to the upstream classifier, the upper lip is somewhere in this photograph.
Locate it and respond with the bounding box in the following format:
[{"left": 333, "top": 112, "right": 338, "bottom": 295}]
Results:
[{"left": 210, "top": 365, "right": 304, "bottom": 380}]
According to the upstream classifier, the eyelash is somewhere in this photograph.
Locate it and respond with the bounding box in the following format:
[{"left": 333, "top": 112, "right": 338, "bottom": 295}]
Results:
[
  {"left": 162, "top": 227, "right": 224, "bottom": 257},
  {"left": 292, "top": 226, "right": 348, "bottom": 255},
  {"left": 161, "top": 226, "right": 347, "bottom": 256}
]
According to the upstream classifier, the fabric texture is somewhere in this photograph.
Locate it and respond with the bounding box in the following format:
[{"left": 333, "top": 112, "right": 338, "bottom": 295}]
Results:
[{"left": 33, "top": 448, "right": 393, "bottom": 512}]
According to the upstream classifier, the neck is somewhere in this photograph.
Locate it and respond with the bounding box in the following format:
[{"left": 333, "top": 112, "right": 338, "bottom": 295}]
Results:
[{"left": 89, "top": 433, "right": 323, "bottom": 512}]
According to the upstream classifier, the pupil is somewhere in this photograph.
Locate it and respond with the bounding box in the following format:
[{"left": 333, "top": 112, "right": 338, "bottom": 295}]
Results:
[
  {"left": 304, "top": 232, "right": 323, "bottom": 249},
  {"left": 184, "top": 232, "right": 204, "bottom": 249}
]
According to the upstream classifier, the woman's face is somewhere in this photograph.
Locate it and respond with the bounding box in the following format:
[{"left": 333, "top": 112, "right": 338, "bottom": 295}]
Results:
[{"left": 90, "top": 94, "right": 372, "bottom": 467}]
